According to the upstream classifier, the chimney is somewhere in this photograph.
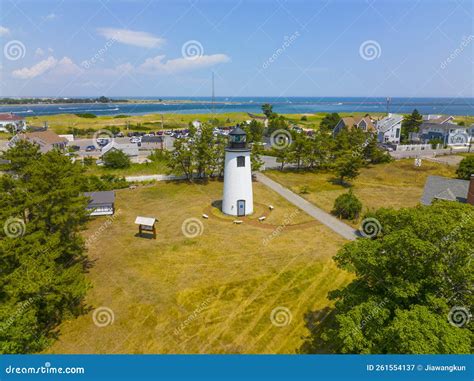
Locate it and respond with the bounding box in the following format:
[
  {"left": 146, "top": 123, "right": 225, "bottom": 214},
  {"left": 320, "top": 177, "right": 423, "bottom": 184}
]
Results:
[{"left": 468, "top": 174, "right": 474, "bottom": 205}]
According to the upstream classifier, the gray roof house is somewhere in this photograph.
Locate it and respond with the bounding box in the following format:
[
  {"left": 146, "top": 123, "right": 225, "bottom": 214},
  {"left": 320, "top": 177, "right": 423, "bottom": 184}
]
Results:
[
  {"left": 101, "top": 141, "right": 139, "bottom": 157},
  {"left": 84, "top": 191, "right": 115, "bottom": 216},
  {"left": 421, "top": 175, "right": 474, "bottom": 206}
]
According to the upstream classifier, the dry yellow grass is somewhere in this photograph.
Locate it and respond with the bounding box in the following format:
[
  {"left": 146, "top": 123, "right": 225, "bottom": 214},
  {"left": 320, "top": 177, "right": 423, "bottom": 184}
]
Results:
[{"left": 47, "top": 180, "right": 351, "bottom": 354}]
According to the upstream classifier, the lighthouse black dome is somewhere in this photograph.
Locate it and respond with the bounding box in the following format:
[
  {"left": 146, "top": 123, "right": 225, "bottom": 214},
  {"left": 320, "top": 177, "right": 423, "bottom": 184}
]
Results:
[{"left": 227, "top": 126, "right": 248, "bottom": 150}]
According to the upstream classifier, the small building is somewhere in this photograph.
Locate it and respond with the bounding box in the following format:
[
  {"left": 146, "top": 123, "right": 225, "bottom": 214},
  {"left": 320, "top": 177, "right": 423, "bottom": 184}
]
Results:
[
  {"left": 141, "top": 135, "right": 164, "bottom": 149},
  {"left": 421, "top": 175, "right": 474, "bottom": 206},
  {"left": 9, "top": 130, "right": 68, "bottom": 153},
  {"left": 376, "top": 114, "right": 403, "bottom": 144},
  {"left": 222, "top": 127, "right": 253, "bottom": 216},
  {"left": 135, "top": 216, "right": 157, "bottom": 239},
  {"left": 333, "top": 116, "right": 376, "bottom": 136},
  {"left": 84, "top": 191, "right": 115, "bottom": 216},
  {"left": 101, "top": 142, "right": 139, "bottom": 158},
  {"left": 0, "top": 112, "right": 26, "bottom": 132}
]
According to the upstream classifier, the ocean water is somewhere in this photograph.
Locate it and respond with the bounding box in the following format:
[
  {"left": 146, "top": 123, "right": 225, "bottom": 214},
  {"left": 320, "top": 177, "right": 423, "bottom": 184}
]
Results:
[{"left": 1, "top": 97, "right": 473, "bottom": 117}]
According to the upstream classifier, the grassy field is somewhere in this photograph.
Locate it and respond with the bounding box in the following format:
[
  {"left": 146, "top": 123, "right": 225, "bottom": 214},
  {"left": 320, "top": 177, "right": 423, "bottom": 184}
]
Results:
[
  {"left": 84, "top": 160, "right": 169, "bottom": 177},
  {"left": 26, "top": 111, "right": 388, "bottom": 135},
  {"left": 24, "top": 111, "right": 474, "bottom": 136},
  {"left": 265, "top": 159, "right": 458, "bottom": 225},
  {"left": 47, "top": 180, "right": 350, "bottom": 354}
]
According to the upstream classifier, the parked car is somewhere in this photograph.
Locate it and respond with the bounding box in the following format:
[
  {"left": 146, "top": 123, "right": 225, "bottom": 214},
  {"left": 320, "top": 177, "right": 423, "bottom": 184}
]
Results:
[
  {"left": 85, "top": 145, "right": 96, "bottom": 152},
  {"left": 130, "top": 137, "right": 141, "bottom": 143},
  {"left": 97, "top": 138, "right": 109, "bottom": 147}
]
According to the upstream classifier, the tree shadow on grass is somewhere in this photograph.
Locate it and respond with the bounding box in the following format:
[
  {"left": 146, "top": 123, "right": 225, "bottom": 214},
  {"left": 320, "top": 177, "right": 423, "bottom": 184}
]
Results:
[
  {"left": 328, "top": 177, "right": 352, "bottom": 188},
  {"left": 298, "top": 307, "right": 341, "bottom": 354}
]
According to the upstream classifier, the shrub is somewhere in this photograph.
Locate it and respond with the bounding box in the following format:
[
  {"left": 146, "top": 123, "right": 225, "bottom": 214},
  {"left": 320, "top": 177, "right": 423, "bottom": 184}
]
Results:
[
  {"left": 456, "top": 155, "right": 474, "bottom": 180},
  {"left": 332, "top": 190, "right": 362, "bottom": 220},
  {"left": 103, "top": 150, "right": 131, "bottom": 169},
  {"left": 75, "top": 113, "right": 97, "bottom": 118},
  {"left": 301, "top": 115, "right": 308, "bottom": 121}
]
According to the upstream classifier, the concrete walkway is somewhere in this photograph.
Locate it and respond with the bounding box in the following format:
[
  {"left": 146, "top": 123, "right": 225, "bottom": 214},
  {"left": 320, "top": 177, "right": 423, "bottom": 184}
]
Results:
[
  {"left": 125, "top": 174, "right": 187, "bottom": 182},
  {"left": 255, "top": 172, "right": 358, "bottom": 241}
]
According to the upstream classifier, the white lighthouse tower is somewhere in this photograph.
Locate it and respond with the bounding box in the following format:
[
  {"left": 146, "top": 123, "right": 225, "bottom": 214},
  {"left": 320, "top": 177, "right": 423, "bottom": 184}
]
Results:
[{"left": 222, "top": 126, "right": 254, "bottom": 216}]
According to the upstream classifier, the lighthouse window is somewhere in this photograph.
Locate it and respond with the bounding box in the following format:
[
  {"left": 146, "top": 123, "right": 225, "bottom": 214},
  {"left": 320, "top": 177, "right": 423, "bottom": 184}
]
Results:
[{"left": 237, "top": 156, "right": 245, "bottom": 167}]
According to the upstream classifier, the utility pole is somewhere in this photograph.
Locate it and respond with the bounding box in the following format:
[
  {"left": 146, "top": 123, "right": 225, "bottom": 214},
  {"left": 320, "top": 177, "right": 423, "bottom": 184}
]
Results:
[{"left": 211, "top": 71, "right": 215, "bottom": 115}]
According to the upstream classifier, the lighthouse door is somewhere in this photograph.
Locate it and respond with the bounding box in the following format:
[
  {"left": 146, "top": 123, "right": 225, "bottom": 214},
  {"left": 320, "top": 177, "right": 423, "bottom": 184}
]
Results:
[{"left": 237, "top": 200, "right": 246, "bottom": 216}]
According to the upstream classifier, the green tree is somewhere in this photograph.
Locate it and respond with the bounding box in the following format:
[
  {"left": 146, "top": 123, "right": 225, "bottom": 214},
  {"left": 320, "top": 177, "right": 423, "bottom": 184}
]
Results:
[
  {"left": 1, "top": 140, "right": 42, "bottom": 173},
  {"left": 166, "top": 139, "right": 194, "bottom": 180},
  {"left": 102, "top": 150, "right": 131, "bottom": 169},
  {"left": 319, "top": 113, "right": 341, "bottom": 132},
  {"left": 363, "top": 136, "right": 392, "bottom": 164},
  {"left": 0, "top": 147, "right": 90, "bottom": 354},
  {"left": 303, "top": 201, "right": 474, "bottom": 354},
  {"left": 456, "top": 155, "right": 474, "bottom": 180},
  {"left": 332, "top": 190, "right": 362, "bottom": 220},
  {"left": 401, "top": 109, "right": 423, "bottom": 142},
  {"left": 335, "top": 154, "right": 362, "bottom": 184},
  {"left": 261, "top": 103, "right": 274, "bottom": 118}
]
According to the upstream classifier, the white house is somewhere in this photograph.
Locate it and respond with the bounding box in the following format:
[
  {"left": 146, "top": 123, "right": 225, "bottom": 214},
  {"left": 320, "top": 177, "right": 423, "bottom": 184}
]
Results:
[
  {"left": 0, "top": 113, "right": 26, "bottom": 132},
  {"left": 376, "top": 113, "right": 402, "bottom": 144},
  {"left": 192, "top": 120, "right": 202, "bottom": 129},
  {"left": 222, "top": 127, "right": 253, "bottom": 216}
]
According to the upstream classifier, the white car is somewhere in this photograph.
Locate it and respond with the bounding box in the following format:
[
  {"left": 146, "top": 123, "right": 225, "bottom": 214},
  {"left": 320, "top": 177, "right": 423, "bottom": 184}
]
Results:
[{"left": 130, "top": 137, "right": 141, "bottom": 143}]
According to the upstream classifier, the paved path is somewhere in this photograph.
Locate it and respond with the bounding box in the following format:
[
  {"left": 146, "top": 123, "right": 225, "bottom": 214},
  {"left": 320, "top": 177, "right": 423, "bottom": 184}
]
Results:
[
  {"left": 255, "top": 172, "right": 358, "bottom": 241},
  {"left": 125, "top": 174, "right": 187, "bottom": 182}
]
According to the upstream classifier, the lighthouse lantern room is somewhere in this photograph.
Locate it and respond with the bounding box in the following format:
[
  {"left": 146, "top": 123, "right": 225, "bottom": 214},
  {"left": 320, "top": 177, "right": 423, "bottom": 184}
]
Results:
[{"left": 222, "top": 126, "right": 254, "bottom": 216}]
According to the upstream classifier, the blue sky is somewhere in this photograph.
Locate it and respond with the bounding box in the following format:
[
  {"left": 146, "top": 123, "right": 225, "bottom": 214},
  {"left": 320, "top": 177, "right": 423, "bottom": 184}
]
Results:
[{"left": 0, "top": 0, "right": 473, "bottom": 97}]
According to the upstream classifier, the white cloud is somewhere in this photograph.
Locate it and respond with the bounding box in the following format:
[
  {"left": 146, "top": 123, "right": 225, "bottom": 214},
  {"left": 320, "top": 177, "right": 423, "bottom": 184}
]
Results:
[
  {"left": 35, "top": 48, "right": 45, "bottom": 57},
  {"left": 48, "top": 47, "right": 54, "bottom": 53},
  {"left": 97, "top": 27, "right": 165, "bottom": 48},
  {"left": 44, "top": 13, "right": 57, "bottom": 21},
  {"left": 138, "top": 54, "right": 230, "bottom": 73},
  {"left": 12, "top": 56, "right": 58, "bottom": 79},
  {"left": 102, "top": 62, "right": 134, "bottom": 76},
  {"left": 11, "top": 56, "right": 81, "bottom": 79},
  {"left": 0, "top": 26, "right": 9, "bottom": 36}
]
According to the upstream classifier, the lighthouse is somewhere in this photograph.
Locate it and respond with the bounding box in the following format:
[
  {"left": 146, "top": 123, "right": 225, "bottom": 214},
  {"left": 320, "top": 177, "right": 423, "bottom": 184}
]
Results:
[{"left": 222, "top": 126, "right": 254, "bottom": 216}]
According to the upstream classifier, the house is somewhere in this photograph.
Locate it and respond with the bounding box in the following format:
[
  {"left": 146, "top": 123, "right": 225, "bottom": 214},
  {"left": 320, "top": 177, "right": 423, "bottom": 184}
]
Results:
[
  {"left": 141, "top": 135, "right": 164, "bottom": 149},
  {"left": 421, "top": 175, "right": 474, "bottom": 206},
  {"left": 0, "top": 113, "right": 26, "bottom": 132},
  {"left": 101, "top": 141, "right": 139, "bottom": 158},
  {"left": 376, "top": 114, "right": 402, "bottom": 144},
  {"left": 333, "top": 116, "right": 376, "bottom": 136},
  {"left": 418, "top": 122, "right": 470, "bottom": 146},
  {"left": 422, "top": 114, "right": 454, "bottom": 124},
  {"left": 84, "top": 191, "right": 115, "bottom": 216},
  {"left": 9, "top": 130, "right": 68, "bottom": 153}
]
